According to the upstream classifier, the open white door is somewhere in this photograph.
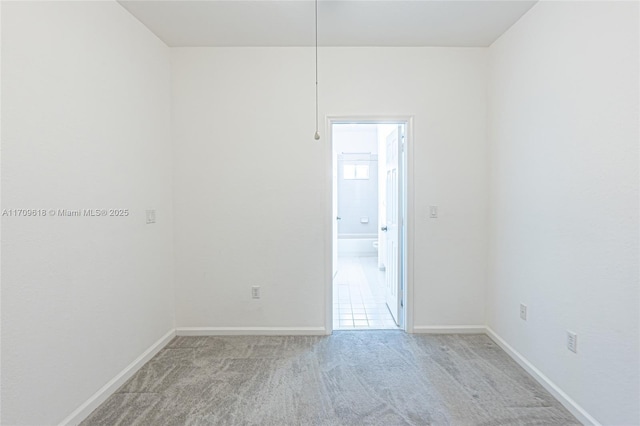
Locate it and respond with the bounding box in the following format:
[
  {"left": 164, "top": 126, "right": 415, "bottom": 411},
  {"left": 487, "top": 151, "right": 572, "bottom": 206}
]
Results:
[{"left": 384, "top": 126, "right": 402, "bottom": 325}]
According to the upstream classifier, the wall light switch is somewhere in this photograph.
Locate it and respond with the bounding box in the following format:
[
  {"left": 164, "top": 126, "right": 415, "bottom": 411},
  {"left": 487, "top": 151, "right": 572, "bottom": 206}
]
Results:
[
  {"left": 429, "top": 206, "right": 438, "bottom": 218},
  {"left": 146, "top": 209, "right": 156, "bottom": 224}
]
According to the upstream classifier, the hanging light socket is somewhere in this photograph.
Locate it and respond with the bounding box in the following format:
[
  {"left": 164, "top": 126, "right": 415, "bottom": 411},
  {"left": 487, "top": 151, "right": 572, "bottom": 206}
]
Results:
[{"left": 313, "top": 0, "right": 320, "bottom": 140}]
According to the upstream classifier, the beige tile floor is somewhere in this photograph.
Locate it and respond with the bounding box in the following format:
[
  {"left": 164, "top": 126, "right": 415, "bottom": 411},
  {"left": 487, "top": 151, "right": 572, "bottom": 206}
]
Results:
[{"left": 333, "top": 256, "right": 399, "bottom": 330}]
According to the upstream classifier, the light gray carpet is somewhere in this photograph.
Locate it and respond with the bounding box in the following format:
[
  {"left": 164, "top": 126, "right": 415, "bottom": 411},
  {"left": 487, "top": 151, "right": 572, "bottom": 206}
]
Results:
[{"left": 81, "top": 331, "right": 580, "bottom": 425}]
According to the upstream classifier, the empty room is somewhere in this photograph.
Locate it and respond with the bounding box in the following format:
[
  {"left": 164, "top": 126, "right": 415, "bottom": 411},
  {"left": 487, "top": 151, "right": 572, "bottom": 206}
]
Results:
[{"left": 1, "top": 0, "right": 638, "bottom": 425}]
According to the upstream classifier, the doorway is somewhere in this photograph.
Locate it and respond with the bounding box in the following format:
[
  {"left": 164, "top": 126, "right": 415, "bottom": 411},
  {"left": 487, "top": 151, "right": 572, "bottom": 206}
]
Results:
[{"left": 329, "top": 120, "right": 409, "bottom": 331}]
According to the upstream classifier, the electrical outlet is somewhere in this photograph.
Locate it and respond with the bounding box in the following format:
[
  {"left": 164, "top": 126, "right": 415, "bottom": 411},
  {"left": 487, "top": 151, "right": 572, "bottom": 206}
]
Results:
[
  {"left": 567, "top": 331, "right": 577, "bottom": 353},
  {"left": 519, "top": 303, "right": 527, "bottom": 320},
  {"left": 251, "top": 286, "right": 260, "bottom": 299}
]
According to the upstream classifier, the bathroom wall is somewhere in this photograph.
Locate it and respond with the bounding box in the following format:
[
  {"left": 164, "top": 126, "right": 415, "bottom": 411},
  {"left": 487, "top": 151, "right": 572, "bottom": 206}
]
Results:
[
  {"left": 336, "top": 154, "right": 379, "bottom": 237},
  {"left": 334, "top": 124, "right": 379, "bottom": 237}
]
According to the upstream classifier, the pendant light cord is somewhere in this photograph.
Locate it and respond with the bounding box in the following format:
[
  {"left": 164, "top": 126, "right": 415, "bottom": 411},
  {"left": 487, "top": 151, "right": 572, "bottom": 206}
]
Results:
[{"left": 314, "top": 0, "right": 320, "bottom": 140}]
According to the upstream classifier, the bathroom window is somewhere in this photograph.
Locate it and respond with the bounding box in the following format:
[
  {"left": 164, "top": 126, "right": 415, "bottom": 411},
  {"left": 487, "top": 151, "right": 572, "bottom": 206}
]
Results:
[{"left": 344, "top": 164, "right": 369, "bottom": 180}]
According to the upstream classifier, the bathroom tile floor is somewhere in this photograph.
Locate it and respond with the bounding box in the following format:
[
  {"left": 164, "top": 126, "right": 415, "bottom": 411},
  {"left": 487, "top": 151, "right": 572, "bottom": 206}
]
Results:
[{"left": 333, "top": 256, "right": 399, "bottom": 330}]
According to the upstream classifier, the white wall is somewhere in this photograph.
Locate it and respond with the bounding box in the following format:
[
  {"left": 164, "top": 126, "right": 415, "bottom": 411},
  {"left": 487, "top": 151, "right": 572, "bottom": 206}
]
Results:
[
  {"left": 333, "top": 124, "right": 378, "bottom": 154},
  {"left": 487, "top": 2, "right": 639, "bottom": 425},
  {"left": 0, "top": 2, "right": 4, "bottom": 422},
  {"left": 1, "top": 2, "right": 174, "bottom": 424},
  {"left": 172, "top": 47, "right": 488, "bottom": 330}
]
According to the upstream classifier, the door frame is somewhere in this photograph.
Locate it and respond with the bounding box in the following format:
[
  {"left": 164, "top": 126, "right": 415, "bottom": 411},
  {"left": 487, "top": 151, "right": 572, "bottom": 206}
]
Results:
[{"left": 324, "top": 116, "right": 414, "bottom": 334}]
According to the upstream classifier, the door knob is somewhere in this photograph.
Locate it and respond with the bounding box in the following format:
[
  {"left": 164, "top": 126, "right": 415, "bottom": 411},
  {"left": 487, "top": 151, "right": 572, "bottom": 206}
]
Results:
[
  {"left": 381, "top": 226, "right": 387, "bottom": 231},
  {"left": 336, "top": 216, "right": 342, "bottom": 220}
]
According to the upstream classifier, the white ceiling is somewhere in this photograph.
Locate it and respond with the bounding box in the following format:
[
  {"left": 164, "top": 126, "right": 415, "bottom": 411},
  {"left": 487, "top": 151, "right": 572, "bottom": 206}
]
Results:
[{"left": 118, "top": 0, "right": 538, "bottom": 47}]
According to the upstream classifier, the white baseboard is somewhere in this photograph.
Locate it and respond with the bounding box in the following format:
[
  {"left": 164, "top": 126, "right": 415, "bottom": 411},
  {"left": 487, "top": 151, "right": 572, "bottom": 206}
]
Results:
[
  {"left": 176, "top": 327, "right": 327, "bottom": 336},
  {"left": 58, "top": 329, "right": 176, "bottom": 426},
  {"left": 412, "top": 325, "right": 487, "bottom": 334},
  {"left": 485, "top": 327, "right": 599, "bottom": 426}
]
